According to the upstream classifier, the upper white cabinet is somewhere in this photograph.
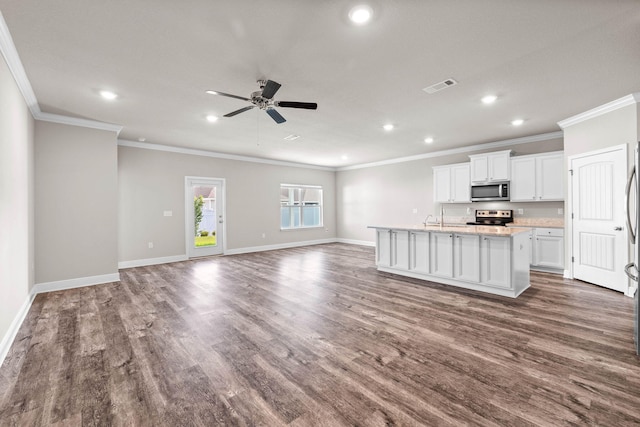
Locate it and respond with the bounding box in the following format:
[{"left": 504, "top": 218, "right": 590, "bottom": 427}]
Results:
[
  {"left": 510, "top": 152, "right": 564, "bottom": 202},
  {"left": 433, "top": 163, "right": 470, "bottom": 203},
  {"left": 469, "top": 150, "right": 512, "bottom": 183}
]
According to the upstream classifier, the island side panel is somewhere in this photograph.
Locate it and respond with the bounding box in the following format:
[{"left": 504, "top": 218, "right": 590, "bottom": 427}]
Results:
[{"left": 511, "top": 231, "right": 531, "bottom": 296}]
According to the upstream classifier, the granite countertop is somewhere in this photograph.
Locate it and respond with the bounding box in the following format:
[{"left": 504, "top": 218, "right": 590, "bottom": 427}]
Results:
[
  {"left": 508, "top": 218, "right": 564, "bottom": 228},
  {"left": 368, "top": 224, "right": 530, "bottom": 236}
]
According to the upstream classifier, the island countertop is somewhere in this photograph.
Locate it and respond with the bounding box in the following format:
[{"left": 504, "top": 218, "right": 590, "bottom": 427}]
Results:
[{"left": 368, "top": 224, "right": 530, "bottom": 236}]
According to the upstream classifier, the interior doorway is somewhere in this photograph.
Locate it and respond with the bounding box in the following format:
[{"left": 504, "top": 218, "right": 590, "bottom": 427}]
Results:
[
  {"left": 185, "top": 177, "right": 225, "bottom": 258},
  {"left": 569, "top": 145, "right": 627, "bottom": 293}
]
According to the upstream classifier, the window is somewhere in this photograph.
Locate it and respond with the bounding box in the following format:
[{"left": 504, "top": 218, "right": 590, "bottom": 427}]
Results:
[{"left": 280, "top": 184, "right": 323, "bottom": 229}]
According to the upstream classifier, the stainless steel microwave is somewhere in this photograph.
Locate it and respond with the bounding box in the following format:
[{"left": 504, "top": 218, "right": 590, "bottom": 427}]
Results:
[{"left": 470, "top": 181, "right": 510, "bottom": 201}]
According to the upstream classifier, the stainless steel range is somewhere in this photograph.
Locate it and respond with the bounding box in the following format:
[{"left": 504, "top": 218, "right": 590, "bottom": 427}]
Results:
[{"left": 466, "top": 210, "right": 513, "bottom": 226}]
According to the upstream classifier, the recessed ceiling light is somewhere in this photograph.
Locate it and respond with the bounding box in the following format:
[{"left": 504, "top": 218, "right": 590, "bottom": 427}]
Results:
[
  {"left": 383, "top": 124, "right": 394, "bottom": 131},
  {"left": 348, "top": 5, "right": 373, "bottom": 25},
  {"left": 99, "top": 90, "right": 117, "bottom": 100},
  {"left": 511, "top": 118, "right": 524, "bottom": 126},
  {"left": 481, "top": 95, "right": 497, "bottom": 104},
  {"left": 341, "top": 155, "right": 349, "bottom": 160},
  {"left": 206, "top": 115, "right": 219, "bottom": 123},
  {"left": 424, "top": 137, "right": 434, "bottom": 144}
]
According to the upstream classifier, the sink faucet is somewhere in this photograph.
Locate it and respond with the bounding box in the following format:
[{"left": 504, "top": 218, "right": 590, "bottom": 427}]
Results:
[
  {"left": 423, "top": 214, "right": 434, "bottom": 226},
  {"left": 440, "top": 204, "right": 444, "bottom": 226}
]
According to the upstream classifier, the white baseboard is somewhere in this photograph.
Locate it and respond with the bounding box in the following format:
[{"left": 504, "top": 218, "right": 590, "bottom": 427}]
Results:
[
  {"left": 335, "top": 238, "right": 375, "bottom": 247},
  {"left": 118, "top": 254, "right": 188, "bottom": 269},
  {"left": 563, "top": 269, "right": 572, "bottom": 279},
  {"left": 32, "top": 272, "right": 120, "bottom": 294},
  {"left": 225, "top": 238, "right": 337, "bottom": 255},
  {"left": 0, "top": 293, "right": 35, "bottom": 369}
]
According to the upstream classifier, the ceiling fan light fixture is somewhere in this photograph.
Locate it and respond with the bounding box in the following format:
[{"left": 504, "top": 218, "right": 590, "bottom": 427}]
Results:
[{"left": 349, "top": 5, "right": 373, "bottom": 25}]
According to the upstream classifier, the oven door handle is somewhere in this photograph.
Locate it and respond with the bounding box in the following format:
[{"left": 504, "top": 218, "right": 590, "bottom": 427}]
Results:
[{"left": 625, "top": 165, "right": 636, "bottom": 244}]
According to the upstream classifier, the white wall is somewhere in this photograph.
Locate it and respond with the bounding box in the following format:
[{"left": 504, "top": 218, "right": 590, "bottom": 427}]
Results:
[
  {"left": 118, "top": 145, "right": 336, "bottom": 263},
  {"left": 34, "top": 121, "right": 119, "bottom": 283},
  {"left": 336, "top": 137, "right": 564, "bottom": 243},
  {"left": 0, "top": 54, "right": 34, "bottom": 357}
]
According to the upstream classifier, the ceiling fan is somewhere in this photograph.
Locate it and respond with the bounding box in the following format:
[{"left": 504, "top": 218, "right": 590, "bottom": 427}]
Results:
[{"left": 206, "top": 79, "right": 317, "bottom": 124}]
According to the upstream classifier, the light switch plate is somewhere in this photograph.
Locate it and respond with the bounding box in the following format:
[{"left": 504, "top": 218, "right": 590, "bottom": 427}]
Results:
[{"left": 412, "top": 208, "right": 418, "bottom": 214}]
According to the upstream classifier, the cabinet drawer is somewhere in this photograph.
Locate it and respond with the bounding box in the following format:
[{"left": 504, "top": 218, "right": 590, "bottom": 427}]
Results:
[{"left": 535, "top": 228, "right": 563, "bottom": 237}]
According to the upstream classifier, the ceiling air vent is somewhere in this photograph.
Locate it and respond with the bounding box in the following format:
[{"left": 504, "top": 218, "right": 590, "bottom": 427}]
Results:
[
  {"left": 283, "top": 134, "right": 300, "bottom": 141},
  {"left": 422, "top": 78, "right": 458, "bottom": 94}
]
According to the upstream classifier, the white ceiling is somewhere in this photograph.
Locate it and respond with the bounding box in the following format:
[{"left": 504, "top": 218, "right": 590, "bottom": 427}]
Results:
[{"left": 1, "top": 1, "right": 639, "bottom": 167}]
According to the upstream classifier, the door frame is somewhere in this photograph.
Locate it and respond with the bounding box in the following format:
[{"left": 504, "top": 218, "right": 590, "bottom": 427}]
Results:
[
  {"left": 185, "top": 176, "right": 227, "bottom": 258},
  {"left": 567, "top": 144, "right": 631, "bottom": 295}
]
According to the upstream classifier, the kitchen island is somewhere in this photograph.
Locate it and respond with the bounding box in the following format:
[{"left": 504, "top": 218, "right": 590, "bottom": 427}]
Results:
[{"left": 368, "top": 224, "right": 531, "bottom": 298}]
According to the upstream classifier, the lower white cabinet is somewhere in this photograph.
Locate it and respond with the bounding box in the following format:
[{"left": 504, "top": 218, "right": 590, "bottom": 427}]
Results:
[
  {"left": 391, "top": 230, "right": 410, "bottom": 269},
  {"left": 430, "top": 232, "right": 454, "bottom": 277},
  {"left": 533, "top": 228, "right": 564, "bottom": 270},
  {"left": 376, "top": 229, "right": 391, "bottom": 267},
  {"left": 409, "top": 231, "right": 430, "bottom": 274},
  {"left": 480, "top": 236, "right": 512, "bottom": 288},
  {"left": 454, "top": 234, "right": 480, "bottom": 282}
]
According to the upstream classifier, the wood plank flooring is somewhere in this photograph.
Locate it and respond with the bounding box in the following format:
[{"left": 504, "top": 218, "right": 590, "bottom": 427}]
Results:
[{"left": 1, "top": 243, "right": 639, "bottom": 426}]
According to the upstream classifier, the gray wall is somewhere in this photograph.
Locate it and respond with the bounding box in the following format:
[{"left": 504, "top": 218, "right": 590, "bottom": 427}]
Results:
[
  {"left": 0, "top": 55, "right": 34, "bottom": 350},
  {"left": 35, "top": 121, "right": 118, "bottom": 283},
  {"left": 118, "top": 146, "right": 336, "bottom": 262},
  {"left": 336, "top": 137, "right": 564, "bottom": 243}
]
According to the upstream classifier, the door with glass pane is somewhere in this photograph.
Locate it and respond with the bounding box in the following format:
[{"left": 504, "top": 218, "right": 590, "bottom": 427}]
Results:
[{"left": 185, "top": 177, "right": 224, "bottom": 257}]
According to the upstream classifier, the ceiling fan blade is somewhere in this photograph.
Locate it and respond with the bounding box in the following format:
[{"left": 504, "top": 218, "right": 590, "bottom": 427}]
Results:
[
  {"left": 224, "top": 105, "right": 255, "bottom": 117},
  {"left": 265, "top": 108, "right": 286, "bottom": 124},
  {"left": 276, "top": 101, "right": 318, "bottom": 110},
  {"left": 261, "top": 80, "right": 281, "bottom": 99},
  {"left": 206, "top": 90, "right": 250, "bottom": 102}
]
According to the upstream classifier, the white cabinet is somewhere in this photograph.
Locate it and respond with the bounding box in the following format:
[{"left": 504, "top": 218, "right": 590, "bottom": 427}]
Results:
[
  {"left": 480, "top": 236, "right": 512, "bottom": 288},
  {"left": 376, "top": 229, "right": 391, "bottom": 267},
  {"left": 454, "top": 234, "right": 480, "bottom": 282},
  {"left": 390, "top": 230, "right": 409, "bottom": 270},
  {"left": 533, "top": 228, "right": 564, "bottom": 270},
  {"left": 409, "top": 231, "right": 430, "bottom": 274},
  {"left": 469, "top": 150, "right": 512, "bottom": 183},
  {"left": 430, "top": 232, "right": 453, "bottom": 277},
  {"left": 510, "top": 152, "right": 564, "bottom": 201},
  {"left": 433, "top": 163, "right": 470, "bottom": 203}
]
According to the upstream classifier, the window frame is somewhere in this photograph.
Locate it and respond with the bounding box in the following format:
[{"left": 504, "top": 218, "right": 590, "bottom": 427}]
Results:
[{"left": 280, "top": 184, "right": 324, "bottom": 230}]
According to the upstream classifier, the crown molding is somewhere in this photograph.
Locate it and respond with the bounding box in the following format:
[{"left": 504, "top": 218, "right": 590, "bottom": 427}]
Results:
[
  {"left": 0, "top": 11, "right": 39, "bottom": 116},
  {"left": 118, "top": 139, "right": 337, "bottom": 171},
  {"left": 558, "top": 93, "right": 640, "bottom": 129},
  {"left": 337, "top": 131, "right": 563, "bottom": 171},
  {"left": 36, "top": 112, "right": 123, "bottom": 135}
]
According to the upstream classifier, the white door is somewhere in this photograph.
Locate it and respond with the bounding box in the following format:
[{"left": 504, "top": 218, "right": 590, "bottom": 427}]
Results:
[
  {"left": 571, "top": 146, "right": 627, "bottom": 292},
  {"left": 185, "top": 177, "right": 225, "bottom": 258}
]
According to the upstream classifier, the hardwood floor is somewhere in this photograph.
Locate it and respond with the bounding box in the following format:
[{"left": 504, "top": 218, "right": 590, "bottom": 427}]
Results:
[{"left": 1, "top": 243, "right": 639, "bottom": 426}]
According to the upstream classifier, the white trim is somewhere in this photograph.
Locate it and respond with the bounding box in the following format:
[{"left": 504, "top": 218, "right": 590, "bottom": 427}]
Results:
[
  {"left": 224, "top": 238, "right": 337, "bottom": 255},
  {"left": 32, "top": 272, "right": 120, "bottom": 294},
  {"left": 36, "top": 112, "right": 123, "bottom": 135},
  {"left": 337, "top": 132, "right": 563, "bottom": 171},
  {"left": 0, "top": 11, "right": 39, "bottom": 116},
  {"left": 558, "top": 93, "right": 640, "bottom": 129},
  {"left": 118, "top": 255, "right": 188, "bottom": 269},
  {"left": 335, "top": 238, "right": 375, "bottom": 247},
  {"left": 119, "top": 139, "right": 336, "bottom": 171},
  {"left": 563, "top": 269, "right": 572, "bottom": 279},
  {"left": 0, "top": 293, "right": 35, "bottom": 369}
]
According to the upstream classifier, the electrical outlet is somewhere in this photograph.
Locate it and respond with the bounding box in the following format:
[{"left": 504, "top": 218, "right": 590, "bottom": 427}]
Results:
[
  {"left": 148, "top": 242, "right": 154, "bottom": 249},
  {"left": 412, "top": 208, "right": 418, "bottom": 214},
  {"left": 518, "top": 209, "right": 524, "bottom": 215},
  {"left": 466, "top": 207, "right": 471, "bottom": 214},
  {"left": 261, "top": 233, "right": 266, "bottom": 239},
  {"left": 558, "top": 208, "right": 564, "bottom": 215}
]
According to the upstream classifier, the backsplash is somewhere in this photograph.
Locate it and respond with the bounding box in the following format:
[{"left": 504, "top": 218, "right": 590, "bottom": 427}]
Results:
[{"left": 436, "top": 201, "right": 565, "bottom": 225}]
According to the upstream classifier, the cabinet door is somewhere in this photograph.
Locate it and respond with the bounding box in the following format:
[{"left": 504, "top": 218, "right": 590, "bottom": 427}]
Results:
[
  {"left": 510, "top": 157, "right": 536, "bottom": 201},
  {"left": 533, "top": 229, "right": 564, "bottom": 269},
  {"left": 537, "top": 154, "right": 564, "bottom": 201},
  {"left": 451, "top": 164, "right": 470, "bottom": 202},
  {"left": 470, "top": 156, "right": 489, "bottom": 183},
  {"left": 409, "top": 231, "right": 430, "bottom": 273},
  {"left": 453, "top": 234, "right": 480, "bottom": 282},
  {"left": 430, "top": 232, "right": 453, "bottom": 277},
  {"left": 376, "top": 229, "right": 391, "bottom": 267},
  {"left": 391, "top": 230, "right": 410, "bottom": 270},
  {"left": 480, "top": 236, "right": 512, "bottom": 288},
  {"left": 433, "top": 167, "right": 451, "bottom": 202},
  {"left": 488, "top": 152, "right": 510, "bottom": 181}
]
